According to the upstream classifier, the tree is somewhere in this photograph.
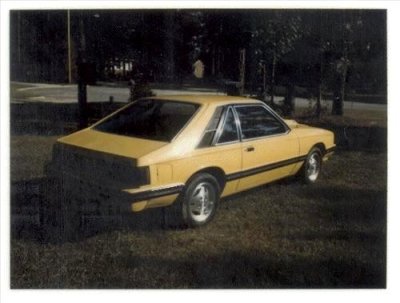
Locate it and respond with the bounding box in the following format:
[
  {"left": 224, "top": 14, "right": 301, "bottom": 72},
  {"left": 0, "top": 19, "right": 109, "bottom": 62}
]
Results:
[
  {"left": 10, "top": 8, "right": 386, "bottom": 105},
  {"left": 251, "top": 11, "right": 303, "bottom": 109}
]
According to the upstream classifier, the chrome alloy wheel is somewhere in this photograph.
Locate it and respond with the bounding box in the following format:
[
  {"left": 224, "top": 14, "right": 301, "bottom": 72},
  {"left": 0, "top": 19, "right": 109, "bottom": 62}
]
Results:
[
  {"left": 306, "top": 152, "right": 321, "bottom": 182},
  {"left": 188, "top": 182, "right": 216, "bottom": 223}
]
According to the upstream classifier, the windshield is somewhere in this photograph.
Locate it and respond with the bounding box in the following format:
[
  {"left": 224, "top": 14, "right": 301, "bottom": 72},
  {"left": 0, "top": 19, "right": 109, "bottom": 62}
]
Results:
[{"left": 94, "top": 99, "right": 200, "bottom": 142}]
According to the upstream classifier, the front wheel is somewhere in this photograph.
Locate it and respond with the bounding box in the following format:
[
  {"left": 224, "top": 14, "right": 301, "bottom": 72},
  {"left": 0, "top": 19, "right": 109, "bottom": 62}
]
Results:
[{"left": 301, "top": 147, "right": 322, "bottom": 184}]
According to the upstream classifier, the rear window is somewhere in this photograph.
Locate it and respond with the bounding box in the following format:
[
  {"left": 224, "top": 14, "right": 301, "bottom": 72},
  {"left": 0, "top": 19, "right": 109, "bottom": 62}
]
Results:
[{"left": 94, "top": 99, "right": 199, "bottom": 142}]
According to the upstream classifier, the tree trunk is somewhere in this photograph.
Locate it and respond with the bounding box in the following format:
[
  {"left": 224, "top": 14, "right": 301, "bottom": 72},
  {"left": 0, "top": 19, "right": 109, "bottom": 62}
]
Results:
[
  {"left": 316, "top": 50, "right": 323, "bottom": 117},
  {"left": 316, "top": 83, "right": 322, "bottom": 118},
  {"left": 332, "top": 54, "right": 348, "bottom": 116},
  {"left": 284, "top": 82, "right": 295, "bottom": 116},
  {"left": 270, "top": 50, "right": 277, "bottom": 105},
  {"left": 164, "top": 12, "right": 176, "bottom": 81},
  {"left": 239, "top": 49, "right": 246, "bottom": 96},
  {"left": 316, "top": 12, "right": 323, "bottom": 118},
  {"left": 78, "top": 79, "right": 88, "bottom": 128},
  {"left": 339, "top": 56, "right": 348, "bottom": 114}
]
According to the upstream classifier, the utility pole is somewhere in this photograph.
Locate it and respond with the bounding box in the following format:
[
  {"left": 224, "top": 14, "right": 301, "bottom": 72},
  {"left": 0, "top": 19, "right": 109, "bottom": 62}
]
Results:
[
  {"left": 17, "top": 11, "right": 21, "bottom": 64},
  {"left": 67, "top": 10, "right": 72, "bottom": 84},
  {"left": 77, "top": 13, "right": 88, "bottom": 129}
]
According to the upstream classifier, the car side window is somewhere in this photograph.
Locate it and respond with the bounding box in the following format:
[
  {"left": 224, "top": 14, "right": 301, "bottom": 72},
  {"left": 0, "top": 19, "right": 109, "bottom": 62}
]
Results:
[
  {"left": 217, "top": 107, "right": 239, "bottom": 144},
  {"left": 197, "top": 107, "right": 224, "bottom": 148},
  {"left": 235, "top": 105, "right": 287, "bottom": 139}
]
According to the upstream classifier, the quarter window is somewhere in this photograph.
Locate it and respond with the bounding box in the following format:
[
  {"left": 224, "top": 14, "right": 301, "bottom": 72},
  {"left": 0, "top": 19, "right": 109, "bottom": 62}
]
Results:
[
  {"left": 197, "top": 107, "right": 224, "bottom": 148},
  {"left": 235, "top": 105, "right": 287, "bottom": 139},
  {"left": 217, "top": 108, "right": 239, "bottom": 144}
]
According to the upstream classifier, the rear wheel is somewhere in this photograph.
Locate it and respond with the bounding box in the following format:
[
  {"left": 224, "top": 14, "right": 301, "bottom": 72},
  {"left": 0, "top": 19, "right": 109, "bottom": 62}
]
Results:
[
  {"left": 163, "top": 173, "right": 221, "bottom": 228},
  {"left": 302, "top": 147, "right": 322, "bottom": 184}
]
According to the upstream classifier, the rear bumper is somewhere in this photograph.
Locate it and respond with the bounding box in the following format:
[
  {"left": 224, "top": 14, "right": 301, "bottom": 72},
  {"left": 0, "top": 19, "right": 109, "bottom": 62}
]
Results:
[
  {"left": 45, "top": 169, "right": 184, "bottom": 215},
  {"left": 125, "top": 184, "right": 184, "bottom": 212},
  {"left": 125, "top": 184, "right": 184, "bottom": 201},
  {"left": 323, "top": 146, "right": 336, "bottom": 161}
]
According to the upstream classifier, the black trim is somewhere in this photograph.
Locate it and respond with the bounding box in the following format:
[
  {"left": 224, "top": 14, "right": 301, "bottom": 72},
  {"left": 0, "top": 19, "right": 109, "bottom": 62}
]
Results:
[
  {"left": 226, "top": 155, "right": 307, "bottom": 181},
  {"left": 325, "top": 146, "right": 336, "bottom": 154},
  {"left": 129, "top": 185, "right": 184, "bottom": 202}
]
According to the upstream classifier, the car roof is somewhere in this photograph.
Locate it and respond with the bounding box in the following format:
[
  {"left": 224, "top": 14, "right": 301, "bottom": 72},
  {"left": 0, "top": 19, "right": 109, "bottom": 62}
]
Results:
[{"left": 145, "top": 95, "right": 264, "bottom": 106}]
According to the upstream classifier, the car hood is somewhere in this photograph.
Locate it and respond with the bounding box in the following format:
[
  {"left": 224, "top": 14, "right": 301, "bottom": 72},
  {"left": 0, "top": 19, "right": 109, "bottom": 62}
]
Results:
[
  {"left": 57, "top": 128, "right": 168, "bottom": 159},
  {"left": 284, "top": 119, "right": 301, "bottom": 129}
]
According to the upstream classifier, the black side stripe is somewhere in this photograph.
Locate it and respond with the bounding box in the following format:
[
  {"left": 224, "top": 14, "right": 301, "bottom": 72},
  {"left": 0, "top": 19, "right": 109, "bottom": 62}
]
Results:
[
  {"left": 226, "top": 155, "right": 307, "bottom": 181},
  {"left": 129, "top": 147, "right": 335, "bottom": 201},
  {"left": 130, "top": 185, "right": 184, "bottom": 202}
]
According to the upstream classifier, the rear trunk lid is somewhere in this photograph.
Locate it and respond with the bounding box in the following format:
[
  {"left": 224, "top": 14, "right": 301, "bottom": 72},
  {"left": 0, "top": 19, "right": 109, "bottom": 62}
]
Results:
[
  {"left": 57, "top": 128, "right": 168, "bottom": 159},
  {"left": 48, "top": 129, "right": 167, "bottom": 189}
]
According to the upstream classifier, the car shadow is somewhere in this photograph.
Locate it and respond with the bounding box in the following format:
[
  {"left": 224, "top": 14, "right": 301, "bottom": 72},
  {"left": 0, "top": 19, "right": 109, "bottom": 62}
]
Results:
[
  {"left": 11, "top": 178, "right": 168, "bottom": 244},
  {"left": 11, "top": 177, "right": 292, "bottom": 244}
]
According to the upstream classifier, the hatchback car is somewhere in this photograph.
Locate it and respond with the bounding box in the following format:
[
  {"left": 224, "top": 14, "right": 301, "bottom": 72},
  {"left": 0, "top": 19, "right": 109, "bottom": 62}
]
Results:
[{"left": 45, "top": 95, "right": 335, "bottom": 233}]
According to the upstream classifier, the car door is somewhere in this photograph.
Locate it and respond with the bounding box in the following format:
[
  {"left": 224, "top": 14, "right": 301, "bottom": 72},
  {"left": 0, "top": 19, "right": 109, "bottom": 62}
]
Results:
[
  {"left": 194, "top": 106, "right": 242, "bottom": 197},
  {"left": 233, "top": 104, "right": 300, "bottom": 191}
]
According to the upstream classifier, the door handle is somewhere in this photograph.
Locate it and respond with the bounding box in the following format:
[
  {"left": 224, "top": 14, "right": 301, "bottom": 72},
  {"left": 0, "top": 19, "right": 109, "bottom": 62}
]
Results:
[{"left": 245, "top": 146, "right": 255, "bottom": 152}]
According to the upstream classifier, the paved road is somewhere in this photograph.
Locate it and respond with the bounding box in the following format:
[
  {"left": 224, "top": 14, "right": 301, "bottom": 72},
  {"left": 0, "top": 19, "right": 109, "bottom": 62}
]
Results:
[
  {"left": 14, "top": 83, "right": 225, "bottom": 103},
  {"left": 12, "top": 82, "right": 387, "bottom": 112}
]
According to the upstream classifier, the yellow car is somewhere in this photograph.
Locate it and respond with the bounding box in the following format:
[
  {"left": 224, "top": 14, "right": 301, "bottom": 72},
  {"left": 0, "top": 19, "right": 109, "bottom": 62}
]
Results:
[{"left": 46, "top": 95, "right": 335, "bottom": 231}]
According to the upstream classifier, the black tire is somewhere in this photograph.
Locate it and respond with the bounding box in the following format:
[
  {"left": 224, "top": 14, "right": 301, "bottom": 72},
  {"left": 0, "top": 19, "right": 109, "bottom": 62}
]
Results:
[
  {"left": 163, "top": 173, "right": 221, "bottom": 228},
  {"left": 301, "top": 147, "right": 322, "bottom": 184}
]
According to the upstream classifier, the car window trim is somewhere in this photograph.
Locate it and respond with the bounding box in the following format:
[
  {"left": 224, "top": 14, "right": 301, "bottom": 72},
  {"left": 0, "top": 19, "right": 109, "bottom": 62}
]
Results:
[{"left": 233, "top": 103, "right": 290, "bottom": 142}]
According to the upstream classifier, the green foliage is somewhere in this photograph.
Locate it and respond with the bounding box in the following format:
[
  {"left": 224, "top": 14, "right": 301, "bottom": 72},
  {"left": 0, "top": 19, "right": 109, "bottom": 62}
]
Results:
[
  {"left": 11, "top": 10, "right": 386, "bottom": 96},
  {"left": 252, "top": 12, "right": 303, "bottom": 61}
]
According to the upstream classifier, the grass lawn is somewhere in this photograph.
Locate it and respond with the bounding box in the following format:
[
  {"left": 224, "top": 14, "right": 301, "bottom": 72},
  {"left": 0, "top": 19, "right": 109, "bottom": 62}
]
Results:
[
  {"left": 298, "top": 109, "right": 387, "bottom": 128},
  {"left": 10, "top": 134, "right": 386, "bottom": 288}
]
